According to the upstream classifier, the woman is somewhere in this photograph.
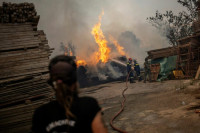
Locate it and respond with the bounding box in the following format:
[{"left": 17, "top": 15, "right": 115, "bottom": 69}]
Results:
[{"left": 32, "top": 55, "right": 107, "bottom": 133}]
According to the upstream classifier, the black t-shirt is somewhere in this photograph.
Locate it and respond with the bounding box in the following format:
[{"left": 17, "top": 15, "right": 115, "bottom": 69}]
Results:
[{"left": 32, "top": 97, "right": 101, "bottom": 133}]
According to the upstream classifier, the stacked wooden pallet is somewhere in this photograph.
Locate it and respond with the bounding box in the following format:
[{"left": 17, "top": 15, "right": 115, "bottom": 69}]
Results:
[
  {"left": 176, "top": 8, "right": 200, "bottom": 78},
  {"left": 0, "top": 2, "right": 54, "bottom": 133},
  {"left": 0, "top": 2, "right": 39, "bottom": 24}
]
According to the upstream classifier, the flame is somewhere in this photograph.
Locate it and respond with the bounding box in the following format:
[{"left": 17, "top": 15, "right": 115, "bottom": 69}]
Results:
[
  {"left": 76, "top": 59, "right": 87, "bottom": 67},
  {"left": 109, "top": 35, "right": 126, "bottom": 56},
  {"left": 91, "top": 11, "right": 110, "bottom": 64}
]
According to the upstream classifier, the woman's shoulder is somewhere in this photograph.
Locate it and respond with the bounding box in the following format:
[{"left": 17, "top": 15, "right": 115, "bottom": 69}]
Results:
[
  {"left": 74, "top": 96, "right": 101, "bottom": 112},
  {"left": 78, "top": 96, "right": 100, "bottom": 107},
  {"left": 34, "top": 100, "right": 60, "bottom": 114},
  {"left": 73, "top": 97, "right": 101, "bottom": 121},
  {"left": 79, "top": 96, "right": 97, "bottom": 102}
]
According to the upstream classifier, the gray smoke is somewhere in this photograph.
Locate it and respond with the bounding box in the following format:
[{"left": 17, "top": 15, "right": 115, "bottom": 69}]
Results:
[
  {"left": 106, "top": 62, "right": 123, "bottom": 79},
  {"left": 118, "top": 31, "right": 143, "bottom": 63},
  {"left": 0, "top": 0, "right": 185, "bottom": 73}
]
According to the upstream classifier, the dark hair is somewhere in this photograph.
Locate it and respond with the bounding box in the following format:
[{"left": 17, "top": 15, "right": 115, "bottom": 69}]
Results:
[
  {"left": 48, "top": 55, "right": 78, "bottom": 118},
  {"left": 48, "top": 55, "right": 77, "bottom": 86}
]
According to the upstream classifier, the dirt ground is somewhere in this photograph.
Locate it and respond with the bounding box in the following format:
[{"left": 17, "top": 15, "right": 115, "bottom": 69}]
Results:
[{"left": 79, "top": 79, "right": 200, "bottom": 133}]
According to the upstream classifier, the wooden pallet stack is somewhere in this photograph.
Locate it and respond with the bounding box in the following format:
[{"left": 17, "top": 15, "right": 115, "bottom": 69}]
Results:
[
  {"left": 0, "top": 2, "right": 39, "bottom": 24},
  {"left": 0, "top": 2, "right": 54, "bottom": 133},
  {"left": 176, "top": 1, "right": 200, "bottom": 78},
  {"left": 177, "top": 36, "right": 200, "bottom": 78}
]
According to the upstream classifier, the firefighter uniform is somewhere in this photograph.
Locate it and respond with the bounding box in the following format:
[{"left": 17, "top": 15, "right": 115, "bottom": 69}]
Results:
[
  {"left": 144, "top": 58, "right": 151, "bottom": 83},
  {"left": 134, "top": 60, "right": 142, "bottom": 81},
  {"left": 127, "top": 58, "right": 135, "bottom": 83}
]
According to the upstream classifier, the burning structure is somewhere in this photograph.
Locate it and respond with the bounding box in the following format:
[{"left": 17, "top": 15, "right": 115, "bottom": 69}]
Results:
[
  {"left": 0, "top": 2, "right": 53, "bottom": 133},
  {"left": 61, "top": 11, "right": 129, "bottom": 87}
]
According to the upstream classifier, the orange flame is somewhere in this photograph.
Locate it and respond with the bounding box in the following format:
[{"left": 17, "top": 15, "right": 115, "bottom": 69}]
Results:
[
  {"left": 91, "top": 11, "right": 110, "bottom": 64},
  {"left": 76, "top": 59, "right": 87, "bottom": 67},
  {"left": 109, "top": 35, "right": 126, "bottom": 56}
]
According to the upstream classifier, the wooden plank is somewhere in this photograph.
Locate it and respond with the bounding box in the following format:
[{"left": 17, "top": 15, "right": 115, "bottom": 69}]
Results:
[
  {"left": 0, "top": 23, "right": 33, "bottom": 26},
  {"left": 0, "top": 57, "right": 49, "bottom": 69},
  {"left": 0, "top": 86, "right": 51, "bottom": 100},
  {"left": 0, "top": 43, "right": 39, "bottom": 51},
  {"left": 0, "top": 25, "right": 33, "bottom": 30},
  {"left": 0, "top": 88, "right": 51, "bottom": 100},
  {"left": 0, "top": 27, "right": 34, "bottom": 33},
  {"left": 0, "top": 64, "right": 49, "bottom": 75},
  {"left": 0, "top": 92, "right": 52, "bottom": 107},
  {"left": 0, "top": 73, "right": 49, "bottom": 84},
  {"left": 0, "top": 34, "right": 36, "bottom": 40},
  {"left": 0, "top": 68, "right": 49, "bottom": 79},
  {"left": 1, "top": 82, "right": 48, "bottom": 93},
  {"left": 0, "top": 75, "right": 31, "bottom": 84},
  {"left": 0, "top": 38, "right": 41, "bottom": 46},
  {"left": 195, "top": 65, "right": 200, "bottom": 79},
  {"left": 0, "top": 31, "right": 38, "bottom": 37},
  {"left": 0, "top": 53, "right": 49, "bottom": 64},
  {"left": 1, "top": 88, "right": 51, "bottom": 103},
  {"left": 0, "top": 99, "right": 49, "bottom": 131},
  {"left": 0, "top": 48, "right": 49, "bottom": 57},
  {"left": 0, "top": 98, "right": 48, "bottom": 115},
  {"left": 0, "top": 53, "right": 50, "bottom": 63},
  {"left": 0, "top": 36, "right": 39, "bottom": 43},
  {"left": 0, "top": 65, "right": 48, "bottom": 76},
  {"left": 0, "top": 85, "right": 51, "bottom": 99}
]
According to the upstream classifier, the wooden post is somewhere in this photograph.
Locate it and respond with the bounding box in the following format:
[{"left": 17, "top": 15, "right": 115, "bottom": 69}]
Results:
[{"left": 195, "top": 65, "right": 200, "bottom": 80}]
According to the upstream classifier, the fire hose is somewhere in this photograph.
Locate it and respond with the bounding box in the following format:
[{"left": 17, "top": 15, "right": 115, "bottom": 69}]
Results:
[{"left": 109, "top": 70, "right": 132, "bottom": 133}]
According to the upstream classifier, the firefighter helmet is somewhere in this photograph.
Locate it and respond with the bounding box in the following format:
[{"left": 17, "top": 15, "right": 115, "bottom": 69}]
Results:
[{"left": 128, "top": 58, "right": 132, "bottom": 61}]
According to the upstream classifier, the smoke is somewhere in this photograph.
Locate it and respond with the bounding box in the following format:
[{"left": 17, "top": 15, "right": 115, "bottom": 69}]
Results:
[
  {"left": 106, "top": 62, "right": 123, "bottom": 79},
  {"left": 118, "top": 31, "right": 140, "bottom": 55},
  {"left": 0, "top": 0, "right": 185, "bottom": 79}
]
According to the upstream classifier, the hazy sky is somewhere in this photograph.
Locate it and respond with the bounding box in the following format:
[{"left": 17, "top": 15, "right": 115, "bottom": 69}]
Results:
[{"left": 0, "top": 0, "right": 184, "bottom": 64}]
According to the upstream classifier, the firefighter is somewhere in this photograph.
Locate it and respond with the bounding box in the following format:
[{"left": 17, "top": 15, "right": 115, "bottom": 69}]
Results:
[
  {"left": 133, "top": 59, "right": 142, "bottom": 81},
  {"left": 127, "top": 58, "right": 135, "bottom": 83},
  {"left": 143, "top": 58, "right": 151, "bottom": 83}
]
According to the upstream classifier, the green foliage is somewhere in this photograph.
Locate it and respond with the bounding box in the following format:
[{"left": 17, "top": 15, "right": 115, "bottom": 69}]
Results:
[{"left": 147, "top": 0, "right": 198, "bottom": 46}]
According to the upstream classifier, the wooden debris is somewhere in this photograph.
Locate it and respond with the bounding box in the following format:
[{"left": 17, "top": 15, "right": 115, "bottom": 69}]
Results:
[
  {"left": 147, "top": 47, "right": 178, "bottom": 60},
  {"left": 150, "top": 64, "right": 160, "bottom": 81}
]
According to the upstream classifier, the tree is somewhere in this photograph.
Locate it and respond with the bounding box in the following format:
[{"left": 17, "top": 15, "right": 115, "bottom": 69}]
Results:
[{"left": 147, "top": 0, "right": 199, "bottom": 46}]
